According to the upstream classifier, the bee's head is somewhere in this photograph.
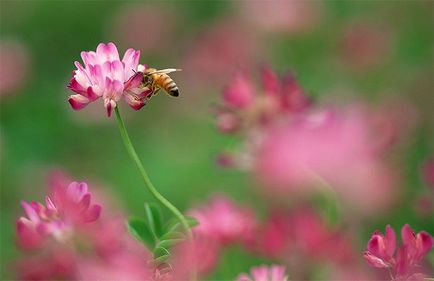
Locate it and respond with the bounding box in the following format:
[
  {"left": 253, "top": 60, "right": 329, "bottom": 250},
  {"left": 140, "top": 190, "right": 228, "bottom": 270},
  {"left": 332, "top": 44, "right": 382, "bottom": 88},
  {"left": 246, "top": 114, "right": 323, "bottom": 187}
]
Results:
[{"left": 142, "top": 74, "right": 152, "bottom": 84}]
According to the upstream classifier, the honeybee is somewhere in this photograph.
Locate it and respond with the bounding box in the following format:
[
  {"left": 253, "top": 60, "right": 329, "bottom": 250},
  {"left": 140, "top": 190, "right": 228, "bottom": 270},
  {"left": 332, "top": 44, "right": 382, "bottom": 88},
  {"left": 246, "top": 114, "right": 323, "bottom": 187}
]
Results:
[{"left": 141, "top": 68, "right": 181, "bottom": 98}]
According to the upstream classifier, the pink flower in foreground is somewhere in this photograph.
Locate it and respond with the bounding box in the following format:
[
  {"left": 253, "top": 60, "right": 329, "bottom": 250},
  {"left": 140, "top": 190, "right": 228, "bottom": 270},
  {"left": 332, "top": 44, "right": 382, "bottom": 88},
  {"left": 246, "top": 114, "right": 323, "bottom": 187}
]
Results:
[
  {"left": 188, "top": 195, "right": 257, "bottom": 245},
  {"left": 77, "top": 252, "right": 152, "bottom": 281},
  {"left": 67, "top": 42, "right": 150, "bottom": 116},
  {"left": 15, "top": 170, "right": 153, "bottom": 280},
  {"left": 17, "top": 181, "right": 101, "bottom": 248},
  {"left": 15, "top": 250, "right": 76, "bottom": 280},
  {"left": 364, "top": 224, "right": 433, "bottom": 280},
  {"left": 236, "top": 265, "right": 288, "bottom": 281},
  {"left": 158, "top": 194, "right": 257, "bottom": 280}
]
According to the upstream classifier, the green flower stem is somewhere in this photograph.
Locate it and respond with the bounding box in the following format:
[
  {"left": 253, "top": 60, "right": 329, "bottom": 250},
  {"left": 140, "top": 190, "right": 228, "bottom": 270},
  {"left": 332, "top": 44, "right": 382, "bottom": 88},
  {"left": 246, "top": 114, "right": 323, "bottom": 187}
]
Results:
[{"left": 114, "top": 106, "right": 192, "bottom": 238}]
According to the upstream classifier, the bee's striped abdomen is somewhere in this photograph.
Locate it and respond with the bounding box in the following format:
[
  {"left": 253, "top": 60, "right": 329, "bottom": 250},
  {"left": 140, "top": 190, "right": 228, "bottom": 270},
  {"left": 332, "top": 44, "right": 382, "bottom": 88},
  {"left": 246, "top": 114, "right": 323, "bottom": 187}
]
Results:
[{"left": 160, "top": 74, "right": 179, "bottom": 97}]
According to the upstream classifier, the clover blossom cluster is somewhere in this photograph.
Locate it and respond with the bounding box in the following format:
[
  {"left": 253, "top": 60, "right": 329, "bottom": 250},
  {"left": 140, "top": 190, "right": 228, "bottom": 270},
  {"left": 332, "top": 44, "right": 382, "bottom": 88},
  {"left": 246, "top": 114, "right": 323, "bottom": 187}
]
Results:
[{"left": 68, "top": 42, "right": 151, "bottom": 116}]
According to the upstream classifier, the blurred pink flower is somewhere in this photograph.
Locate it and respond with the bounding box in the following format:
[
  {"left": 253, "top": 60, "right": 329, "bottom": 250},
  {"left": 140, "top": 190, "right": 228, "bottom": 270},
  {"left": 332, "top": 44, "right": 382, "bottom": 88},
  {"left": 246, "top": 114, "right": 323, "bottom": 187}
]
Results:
[
  {"left": 250, "top": 212, "right": 291, "bottom": 258},
  {"left": 15, "top": 250, "right": 76, "bottom": 281},
  {"left": 236, "top": 265, "right": 288, "bottom": 281},
  {"left": 215, "top": 110, "right": 242, "bottom": 135},
  {"left": 290, "top": 208, "right": 354, "bottom": 263},
  {"left": 223, "top": 72, "right": 255, "bottom": 109},
  {"left": 188, "top": 195, "right": 257, "bottom": 245},
  {"left": 17, "top": 181, "right": 101, "bottom": 249},
  {"left": 15, "top": 170, "right": 152, "bottom": 280},
  {"left": 255, "top": 105, "right": 398, "bottom": 213},
  {"left": 0, "top": 40, "right": 30, "bottom": 95},
  {"left": 77, "top": 251, "right": 152, "bottom": 281},
  {"left": 364, "top": 224, "right": 433, "bottom": 280},
  {"left": 67, "top": 42, "right": 150, "bottom": 116},
  {"left": 75, "top": 214, "right": 152, "bottom": 280},
  {"left": 168, "top": 235, "right": 220, "bottom": 280},
  {"left": 215, "top": 66, "right": 310, "bottom": 136},
  {"left": 216, "top": 68, "right": 406, "bottom": 215},
  {"left": 252, "top": 207, "right": 355, "bottom": 264},
  {"left": 236, "top": 0, "right": 321, "bottom": 34}
]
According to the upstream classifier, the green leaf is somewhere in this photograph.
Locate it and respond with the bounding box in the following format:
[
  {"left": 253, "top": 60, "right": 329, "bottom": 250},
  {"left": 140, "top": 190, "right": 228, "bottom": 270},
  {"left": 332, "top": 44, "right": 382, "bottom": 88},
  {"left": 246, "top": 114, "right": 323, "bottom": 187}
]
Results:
[
  {"left": 154, "top": 254, "right": 171, "bottom": 264},
  {"left": 166, "top": 216, "right": 199, "bottom": 233},
  {"left": 144, "top": 203, "right": 163, "bottom": 238},
  {"left": 126, "top": 218, "right": 155, "bottom": 249},
  {"left": 157, "top": 238, "right": 184, "bottom": 249},
  {"left": 160, "top": 231, "right": 186, "bottom": 241},
  {"left": 153, "top": 246, "right": 171, "bottom": 265},
  {"left": 185, "top": 216, "right": 199, "bottom": 227},
  {"left": 153, "top": 246, "right": 170, "bottom": 258}
]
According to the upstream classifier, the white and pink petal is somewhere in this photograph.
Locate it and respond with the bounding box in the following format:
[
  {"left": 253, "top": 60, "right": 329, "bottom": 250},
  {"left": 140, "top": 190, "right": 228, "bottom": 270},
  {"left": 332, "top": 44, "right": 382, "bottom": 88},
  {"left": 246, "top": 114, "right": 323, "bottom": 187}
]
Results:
[
  {"left": 124, "top": 93, "right": 146, "bottom": 111},
  {"left": 96, "top": 42, "right": 119, "bottom": 62},
  {"left": 68, "top": 94, "right": 90, "bottom": 110},
  {"left": 104, "top": 98, "right": 117, "bottom": 117},
  {"left": 122, "top": 48, "right": 140, "bottom": 81},
  {"left": 67, "top": 182, "right": 88, "bottom": 203},
  {"left": 363, "top": 251, "right": 389, "bottom": 268},
  {"left": 21, "top": 201, "right": 40, "bottom": 223}
]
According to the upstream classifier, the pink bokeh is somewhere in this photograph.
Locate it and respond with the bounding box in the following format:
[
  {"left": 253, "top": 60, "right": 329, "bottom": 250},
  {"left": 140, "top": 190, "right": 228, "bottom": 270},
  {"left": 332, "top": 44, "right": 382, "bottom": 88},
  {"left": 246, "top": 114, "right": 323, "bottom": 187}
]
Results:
[
  {"left": 0, "top": 40, "right": 30, "bottom": 96},
  {"left": 255, "top": 105, "right": 399, "bottom": 214}
]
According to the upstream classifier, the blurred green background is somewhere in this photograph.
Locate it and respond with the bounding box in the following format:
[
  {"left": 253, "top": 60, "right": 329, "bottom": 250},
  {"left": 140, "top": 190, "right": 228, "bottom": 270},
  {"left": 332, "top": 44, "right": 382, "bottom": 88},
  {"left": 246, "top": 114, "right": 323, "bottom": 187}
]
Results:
[{"left": 0, "top": 1, "right": 432, "bottom": 279}]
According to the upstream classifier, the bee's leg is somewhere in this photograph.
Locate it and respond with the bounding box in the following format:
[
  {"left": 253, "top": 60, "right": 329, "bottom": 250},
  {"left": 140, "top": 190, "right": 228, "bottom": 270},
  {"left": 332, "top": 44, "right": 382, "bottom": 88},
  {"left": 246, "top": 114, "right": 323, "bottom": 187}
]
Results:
[
  {"left": 144, "top": 85, "right": 160, "bottom": 100},
  {"left": 152, "top": 88, "right": 161, "bottom": 96},
  {"left": 140, "top": 82, "right": 150, "bottom": 90},
  {"left": 151, "top": 81, "right": 161, "bottom": 97}
]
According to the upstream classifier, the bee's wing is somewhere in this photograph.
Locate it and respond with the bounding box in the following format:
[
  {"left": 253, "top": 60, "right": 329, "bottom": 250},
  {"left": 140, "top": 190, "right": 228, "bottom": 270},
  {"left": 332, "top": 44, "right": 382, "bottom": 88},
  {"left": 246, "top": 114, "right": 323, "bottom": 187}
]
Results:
[{"left": 148, "top": 68, "right": 182, "bottom": 75}]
